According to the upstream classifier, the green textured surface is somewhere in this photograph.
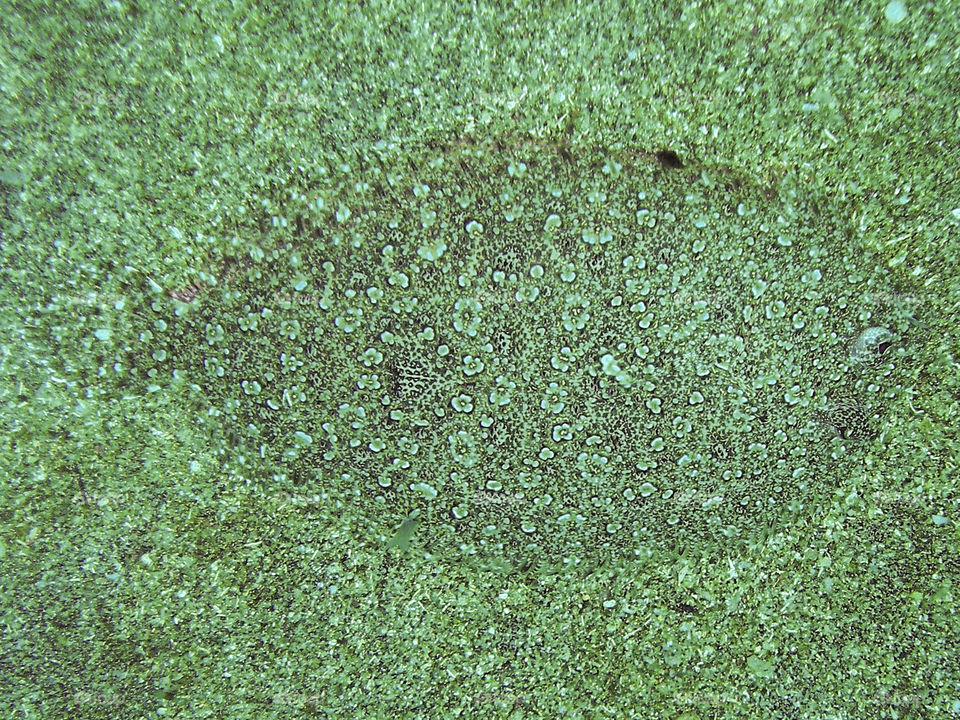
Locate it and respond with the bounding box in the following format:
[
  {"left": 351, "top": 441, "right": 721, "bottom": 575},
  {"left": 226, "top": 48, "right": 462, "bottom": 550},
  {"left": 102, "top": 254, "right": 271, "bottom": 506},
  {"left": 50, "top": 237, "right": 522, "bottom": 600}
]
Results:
[{"left": 2, "top": 1, "right": 959, "bottom": 718}]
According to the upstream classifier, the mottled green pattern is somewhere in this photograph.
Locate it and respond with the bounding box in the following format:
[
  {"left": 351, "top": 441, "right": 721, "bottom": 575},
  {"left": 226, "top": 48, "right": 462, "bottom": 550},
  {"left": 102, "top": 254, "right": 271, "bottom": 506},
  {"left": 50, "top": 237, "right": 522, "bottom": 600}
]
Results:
[
  {"left": 144, "top": 142, "right": 918, "bottom": 573},
  {"left": 2, "top": 1, "right": 958, "bottom": 718}
]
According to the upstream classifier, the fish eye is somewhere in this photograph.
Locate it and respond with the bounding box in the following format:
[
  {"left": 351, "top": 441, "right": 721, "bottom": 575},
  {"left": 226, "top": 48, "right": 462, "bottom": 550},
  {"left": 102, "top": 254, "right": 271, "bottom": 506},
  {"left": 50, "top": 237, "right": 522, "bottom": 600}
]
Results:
[{"left": 655, "top": 150, "right": 683, "bottom": 169}]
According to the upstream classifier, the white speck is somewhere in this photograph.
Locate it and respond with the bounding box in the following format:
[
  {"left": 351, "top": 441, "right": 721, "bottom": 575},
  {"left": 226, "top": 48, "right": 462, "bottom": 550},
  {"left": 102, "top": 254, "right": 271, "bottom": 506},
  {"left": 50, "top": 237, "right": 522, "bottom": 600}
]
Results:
[{"left": 885, "top": 1, "right": 907, "bottom": 23}]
